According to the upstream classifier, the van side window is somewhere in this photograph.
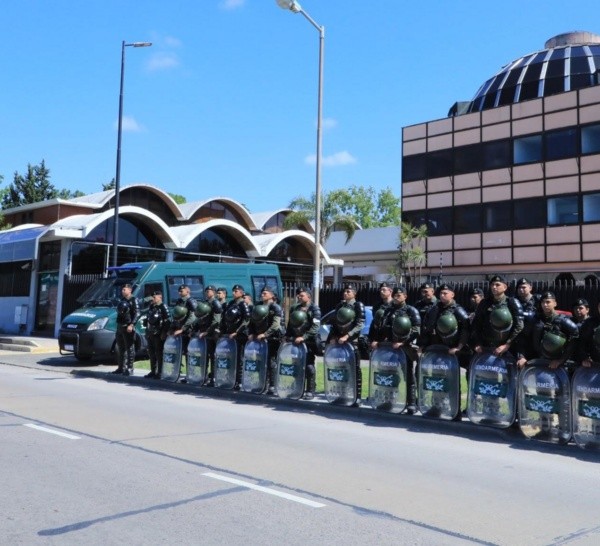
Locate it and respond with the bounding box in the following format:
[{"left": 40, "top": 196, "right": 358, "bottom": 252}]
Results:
[
  {"left": 251, "top": 276, "right": 281, "bottom": 301},
  {"left": 166, "top": 275, "right": 204, "bottom": 305},
  {"left": 140, "top": 283, "right": 163, "bottom": 310}
]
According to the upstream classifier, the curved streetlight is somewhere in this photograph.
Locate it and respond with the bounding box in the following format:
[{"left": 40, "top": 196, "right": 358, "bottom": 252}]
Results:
[
  {"left": 276, "top": 0, "right": 324, "bottom": 305},
  {"left": 112, "top": 41, "right": 152, "bottom": 268}
]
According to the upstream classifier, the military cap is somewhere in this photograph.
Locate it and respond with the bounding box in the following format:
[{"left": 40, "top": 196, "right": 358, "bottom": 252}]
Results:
[
  {"left": 232, "top": 284, "right": 244, "bottom": 292},
  {"left": 296, "top": 286, "right": 312, "bottom": 296},
  {"left": 178, "top": 284, "right": 189, "bottom": 290},
  {"left": 540, "top": 291, "right": 557, "bottom": 300},
  {"left": 392, "top": 286, "right": 407, "bottom": 295},
  {"left": 204, "top": 285, "right": 216, "bottom": 292},
  {"left": 516, "top": 277, "right": 531, "bottom": 287},
  {"left": 419, "top": 282, "right": 434, "bottom": 290},
  {"left": 261, "top": 285, "right": 275, "bottom": 294},
  {"left": 573, "top": 298, "right": 589, "bottom": 308},
  {"left": 151, "top": 290, "right": 162, "bottom": 296},
  {"left": 379, "top": 282, "right": 391, "bottom": 289},
  {"left": 436, "top": 283, "right": 454, "bottom": 294},
  {"left": 344, "top": 283, "right": 357, "bottom": 293},
  {"left": 488, "top": 274, "right": 507, "bottom": 286},
  {"left": 469, "top": 287, "right": 484, "bottom": 297}
]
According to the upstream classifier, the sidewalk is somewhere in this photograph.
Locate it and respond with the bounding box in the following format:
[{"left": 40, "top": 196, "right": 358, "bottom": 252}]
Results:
[{"left": 0, "top": 335, "right": 59, "bottom": 355}]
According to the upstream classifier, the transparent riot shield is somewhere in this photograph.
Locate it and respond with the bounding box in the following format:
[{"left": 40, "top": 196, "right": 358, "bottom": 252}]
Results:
[
  {"left": 467, "top": 350, "right": 517, "bottom": 428},
  {"left": 418, "top": 344, "right": 461, "bottom": 420},
  {"left": 572, "top": 365, "right": 600, "bottom": 451},
  {"left": 367, "top": 343, "right": 407, "bottom": 413},
  {"left": 214, "top": 336, "right": 237, "bottom": 389},
  {"left": 186, "top": 337, "right": 207, "bottom": 386},
  {"left": 323, "top": 342, "right": 357, "bottom": 406},
  {"left": 241, "top": 339, "right": 269, "bottom": 394},
  {"left": 518, "top": 359, "right": 572, "bottom": 444},
  {"left": 275, "top": 341, "right": 306, "bottom": 400},
  {"left": 161, "top": 335, "right": 182, "bottom": 382}
]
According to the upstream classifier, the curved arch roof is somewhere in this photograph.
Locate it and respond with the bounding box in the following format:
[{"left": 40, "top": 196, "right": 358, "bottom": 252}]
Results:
[
  {"left": 468, "top": 31, "right": 600, "bottom": 113},
  {"left": 252, "top": 230, "right": 341, "bottom": 266}
]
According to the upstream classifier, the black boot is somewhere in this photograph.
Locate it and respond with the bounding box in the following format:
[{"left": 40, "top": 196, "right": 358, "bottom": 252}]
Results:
[{"left": 303, "top": 364, "right": 316, "bottom": 400}]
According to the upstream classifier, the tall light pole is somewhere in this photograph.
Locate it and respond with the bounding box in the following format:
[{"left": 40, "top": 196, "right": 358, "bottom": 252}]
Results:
[
  {"left": 112, "top": 40, "right": 152, "bottom": 268},
  {"left": 276, "top": 0, "right": 324, "bottom": 305}
]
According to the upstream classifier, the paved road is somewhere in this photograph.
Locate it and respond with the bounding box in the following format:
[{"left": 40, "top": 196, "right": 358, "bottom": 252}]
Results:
[{"left": 1, "top": 353, "right": 600, "bottom": 545}]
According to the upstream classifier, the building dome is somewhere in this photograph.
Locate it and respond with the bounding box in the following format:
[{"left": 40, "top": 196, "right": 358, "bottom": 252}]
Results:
[{"left": 468, "top": 31, "right": 600, "bottom": 113}]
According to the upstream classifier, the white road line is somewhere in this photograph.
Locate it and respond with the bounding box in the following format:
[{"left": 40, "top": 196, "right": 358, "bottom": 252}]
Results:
[
  {"left": 24, "top": 424, "right": 81, "bottom": 440},
  {"left": 202, "top": 472, "right": 326, "bottom": 508}
]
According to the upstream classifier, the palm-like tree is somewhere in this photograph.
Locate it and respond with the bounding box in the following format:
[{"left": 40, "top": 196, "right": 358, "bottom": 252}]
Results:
[{"left": 283, "top": 192, "right": 358, "bottom": 245}]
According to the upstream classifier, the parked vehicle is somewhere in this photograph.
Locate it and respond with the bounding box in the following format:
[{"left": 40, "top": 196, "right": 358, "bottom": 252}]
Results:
[
  {"left": 318, "top": 306, "right": 373, "bottom": 360},
  {"left": 59, "top": 261, "right": 282, "bottom": 362}
]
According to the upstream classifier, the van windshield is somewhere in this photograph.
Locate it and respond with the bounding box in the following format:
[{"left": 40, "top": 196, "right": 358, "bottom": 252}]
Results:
[{"left": 77, "top": 279, "right": 130, "bottom": 307}]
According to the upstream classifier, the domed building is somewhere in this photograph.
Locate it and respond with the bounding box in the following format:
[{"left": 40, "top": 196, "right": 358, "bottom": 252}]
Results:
[{"left": 402, "top": 31, "right": 600, "bottom": 284}]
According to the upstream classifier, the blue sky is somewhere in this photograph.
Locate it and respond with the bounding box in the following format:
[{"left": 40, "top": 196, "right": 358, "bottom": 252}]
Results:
[{"left": 1, "top": 0, "right": 599, "bottom": 213}]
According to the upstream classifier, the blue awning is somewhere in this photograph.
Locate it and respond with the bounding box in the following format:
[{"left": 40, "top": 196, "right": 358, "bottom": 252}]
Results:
[{"left": 0, "top": 226, "right": 49, "bottom": 262}]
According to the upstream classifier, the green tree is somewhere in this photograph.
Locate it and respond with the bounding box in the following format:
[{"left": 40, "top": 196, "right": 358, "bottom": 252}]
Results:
[
  {"left": 325, "top": 185, "right": 401, "bottom": 228},
  {"left": 103, "top": 179, "right": 116, "bottom": 191},
  {"left": 1, "top": 160, "right": 57, "bottom": 209},
  {"left": 168, "top": 193, "right": 187, "bottom": 204},
  {"left": 393, "top": 221, "right": 428, "bottom": 285},
  {"left": 283, "top": 191, "right": 358, "bottom": 245},
  {"left": 57, "top": 188, "right": 86, "bottom": 199}
]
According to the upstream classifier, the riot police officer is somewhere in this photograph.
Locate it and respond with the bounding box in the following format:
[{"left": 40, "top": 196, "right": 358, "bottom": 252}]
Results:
[
  {"left": 577, "top": 300, "right": 600, "bottom": 367},
  {"left": 419, "top": 283, "right": 470, "bottom": 355},
  {"left": 216, "top": 287, "right": 228, "bottom": 306},
  {"left": 414, "top": 282, "right": 438, "bottom": 324},
  {"left": 112, "top": 283, "right": 140, "bottom": 376},
  {"left": 572, "top": 298, "right": 591, "bottom": 330},
  {"left": 247, "top": 286, "right": 284, "bottom": 395},
  {"left": 192, "top": 285, "right": 222, "bottom": 387},
  {"left": 221, "top": 284, "right": 251, "bottom": 390},
  {"left": 172, "top": 284, "right": 198, "bottom": 382},
  {"left": 531, "top": 291, "right": 579, "bottom": 370},
  {"left": 514, "top": 278, "right": 541, "bottom": 368},
  {"left": 384, "top": 285, "right": 421, "bottom": 414},
  {"left": 144, "top": 290, "right": 170, "bottom": 379},
  {"left": 471, "top": 274, "right": 524, "bottom": 358},
  {"left": 368, "top": 282, "right": 394, "bottom": 350},
  {"left": 327, "top": 283, "right": 365, "bottom": 406},
  {"left": 286, "top": 287, "right": 321, "bottom": 400}
]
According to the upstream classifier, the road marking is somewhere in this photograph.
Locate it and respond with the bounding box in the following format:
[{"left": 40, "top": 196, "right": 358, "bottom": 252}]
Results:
[
  {"left": 24, "top": 424, "right": 81, "bottom": 440},
  {"left": 202, "top": 472, "right": 325, "bottom": 508}
]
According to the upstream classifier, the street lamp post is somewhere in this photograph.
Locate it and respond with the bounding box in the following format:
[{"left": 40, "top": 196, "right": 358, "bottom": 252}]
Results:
[
  {"left": 276, "top": 0, "right": 324, "bottom": 305},
  {"left": 112, "top": 40, "right": 152, "bottom": 268}
]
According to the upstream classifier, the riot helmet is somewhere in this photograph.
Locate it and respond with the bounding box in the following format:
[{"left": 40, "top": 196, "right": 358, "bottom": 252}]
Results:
[
  {"left": 251, "top": 304, "right": 269, "bottom": 325},
  {"left": 117, "top": 301, "right": 130, "bottom": 315},
  {"left": 541, "top": 331, "right": 567, "bottom": 359},
  {"left": 436, "top": 312, "right": 458, "bottom": 339},
  {"left": 490, "top": 306, "right": 513, "bottom": 331},
  {"left": 194, "top": 301, "right": 212, "bottom": 319},
  {"left": 289, "top": 309, "right": 308, "bottom": 329},
  {"left": 392, "top": 314, "right": 412, "bottom": 340},
  {"left": 172, "top": 305, "right": 188, "bottom": 321},
  {"left": 336, "top": 306, "right": 355, "bottom": 327}
]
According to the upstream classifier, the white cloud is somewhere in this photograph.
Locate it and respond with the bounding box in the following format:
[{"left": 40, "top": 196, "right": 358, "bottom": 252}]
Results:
[
  {"left": 322, "top": 117, "right": 337, "bottom": 130},
  {"left": 117, "top": 116, "right": 143, "bottom": 132},
  {"left": 146, "top": 51, "right": 180, "bottom": 72},
  {"left": 304, "top": 150, "right": 357, "bottom": 167},
  {"left": 164, "top": 36, "right": 182, "bottom": 48},
  {"left": 219, "top": 0, "right": 245, "bottom": 10}
]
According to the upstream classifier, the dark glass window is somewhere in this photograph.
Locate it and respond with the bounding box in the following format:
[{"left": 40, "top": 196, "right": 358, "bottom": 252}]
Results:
[
  {"left": 402, "top": 211, "right": 428, "bottom": 231},
  {"left": 545, "top": 59, "right": 565, "bottom": 78},
  {"left": 497, "top": 85, "right": 517, "bottom": 106},
  {"left": 453, "top": 205, "right": 481, "bottom": 235},
  {"left": 583, "top": 193, "right": 600, "bottom": 223},
  {"left": 543, "top": 77, "right": 565, "bottom": 97},
  {"left": 571, "top": 73, "right": 592, "bottom": 90},
  {"left": 522, "top": 60, "right": 544, "bottom": 82},
  {"left": 514, "top": 198, "right": 546, "bottom": 229},
  {"left": 402, "top": 154, "right": 427, "bottom": 182},
  {"left": 454, "top": 144, "right": 481, "bottom": 174},
  {"left": 514, "top": 135, "right": 542, "bottom": 164},
  {"left": 570, "top": 55, "right": 591, "bottom": 74},
  {"left": 519, "top": 80, "right": 541, "bottom": 101},
  {"left": 482, "top": 92, "right": 498, "bottom": 110},
  {"left": 427, "top": 149, "right": 453, "bottom": 179},
  {"left": 581, "top": 124, "right": 600, "bottom": 154},
  {"left": 547, "top": 196, "right": 579, "bottom": 225},
  {"left": 427, "top": 208, "right": 453, "bottom": 236},
  {"left": 545, "top": 128, "right": 578, "bottom": 161},
  {"left": 482, "top": 140, "right": 511, "bottom": 170},
  {"left": 39, "top": 241, "right": 61, "bottom": 271},
  {"left": 483, "top": 201, "right": 511, "bottom": 231}
]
